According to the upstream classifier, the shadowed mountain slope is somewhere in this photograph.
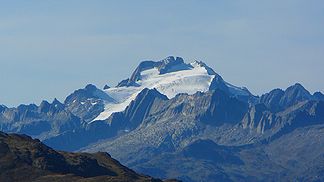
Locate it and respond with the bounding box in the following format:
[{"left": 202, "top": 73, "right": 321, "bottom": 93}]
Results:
[{"left": 0, "top": 131, "right": 179, "bottom": 182}]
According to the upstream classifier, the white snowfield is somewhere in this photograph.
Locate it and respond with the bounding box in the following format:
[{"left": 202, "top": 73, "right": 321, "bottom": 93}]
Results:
[{"left": 92, "top": 60, "right": 249, "bottom": 122}]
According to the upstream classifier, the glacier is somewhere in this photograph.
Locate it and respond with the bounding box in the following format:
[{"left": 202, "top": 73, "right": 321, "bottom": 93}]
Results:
[{"left": 93, "top": 56, "right": 250, "bottom": 122}]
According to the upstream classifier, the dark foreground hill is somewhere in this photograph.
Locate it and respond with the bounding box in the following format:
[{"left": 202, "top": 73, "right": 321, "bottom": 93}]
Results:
[{"left": 0, "top": 131, "right": 179, "bottom": 182}]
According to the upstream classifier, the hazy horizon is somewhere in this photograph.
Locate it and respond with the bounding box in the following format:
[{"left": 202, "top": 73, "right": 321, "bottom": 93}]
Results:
[{"left": 1, "top": 0, "right": 323, "bottom": 106}]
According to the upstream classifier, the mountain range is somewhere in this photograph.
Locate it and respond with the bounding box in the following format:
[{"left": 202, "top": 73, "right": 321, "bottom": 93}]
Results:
[{"left": 1, "top": 56, "right": 324, "bottom": 181}]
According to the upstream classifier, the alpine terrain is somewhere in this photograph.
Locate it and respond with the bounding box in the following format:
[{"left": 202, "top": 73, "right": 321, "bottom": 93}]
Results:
[
  {"left": 0, "top": 131, "right": 179, "bottom": 182},
  {"left": 1, "top": 56, "right": 324, "bottom": 182}
]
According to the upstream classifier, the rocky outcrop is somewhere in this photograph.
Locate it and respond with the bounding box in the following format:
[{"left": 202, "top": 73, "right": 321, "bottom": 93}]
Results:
[
  {"left": 116, "top": 56, "right": 192, "bottom": 87},
  {"left": 209, "top": 75, "right": 229, "bottom": 93},
  {"left": 0, "top": 99, "right": 81, "bottom": 140},
  {"left": 0, "top": 131, "right": 178, "bottom": 182},
  {"left": 242, "top": 100, "right": 324, "bottom": 135},
  {"left": 64, "top": 84, "right": 115, "bottom": 122},
  {"left": 242, "top": 103, "right": 275, "bottom": 133},
  {"left": 313, "top": 91, "right": 324, "bottom": 101},
  {"left": 260, "top": 83, "right": 316, "bottom": 112}
]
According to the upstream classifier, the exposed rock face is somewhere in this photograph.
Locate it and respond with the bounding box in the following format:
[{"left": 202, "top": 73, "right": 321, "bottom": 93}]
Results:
[
  {"left": 259, "top": 88, "right": 285, "bottom": 112},
  {"left": 117, "top": 56, "right": 192, "bottom": 87},
  {"left": 105, "top": 89, "right": 248, "bottom": 131},
  {"left": 209, "top": 74, "right": 256, "bottom": 103},
  {"left": 0, "top": 100, "right": 81, "bottom": 141},
  {"left": 103, "top": 84, "right": 111, "bottom": 90},
  {"left": 260, "top": 83, "right": 316, "bottom": 112},
  {"left": 109, "top": 88, "right": 169, "bottom": 129},
  {"left": 242, "top": 103, "right": 274, "bottom": 133},
  {"left": 243, "top": 100, "right": 324, "bottom": 135},
  {"left": 313, "top": 91, "right": 324, "bottom": 100},
  {"left": 64, "top": 84, "right": 115, "bottom": 122},
  {"left": 0, "top": 131, "right": 178, "bottom": 182},
  {"left": 209, "top": 75, "right": 229, "bottom": 93},
  {"left": 280, "top": 83, "right": 312, "bottom": 105}
]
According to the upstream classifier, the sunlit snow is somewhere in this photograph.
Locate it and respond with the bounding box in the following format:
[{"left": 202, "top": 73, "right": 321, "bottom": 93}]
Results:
[
  {"left": 93, "top": 62, "right": 214, "bottom": 122},
  {"left": 92, "top": 60, "right": 249, "bottom": 122}
]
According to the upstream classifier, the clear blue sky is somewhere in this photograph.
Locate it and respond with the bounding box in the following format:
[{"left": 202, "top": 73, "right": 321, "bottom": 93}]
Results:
[{"left": 1, "top": 0, "right": 324, "bottom": 106}]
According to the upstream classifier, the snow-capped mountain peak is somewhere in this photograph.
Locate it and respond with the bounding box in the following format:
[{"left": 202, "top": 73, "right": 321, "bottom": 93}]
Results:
[
  {"left": 190, "top": 60, "right": 217, "bottom": 75},
  {"left": 93, "top": 56, "right": 251, "bottom": 122}
]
